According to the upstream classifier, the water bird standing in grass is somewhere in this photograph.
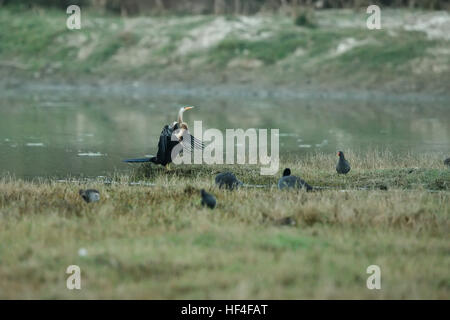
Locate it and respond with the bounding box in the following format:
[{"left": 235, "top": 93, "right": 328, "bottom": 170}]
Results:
[
  {"left": 277, "top": 168, "right": 312, "bottom": 191},
  {"left": 79, "top": 189, "right": 100, "bottom": 203},
  {"left": 123, "top": 106, "right": 204, "bottom": 169},
  {"left": 201, "top": 189, "right": 216, "bottom": 209},
  {"left": 444, "top": 158, "right": 450, "bottom": 167},
  {"left": 336, "top": 151, "right": 351, "bottom": 174},
  {"left": 215, "top": 172, "right": 243, "bottom": 190}
]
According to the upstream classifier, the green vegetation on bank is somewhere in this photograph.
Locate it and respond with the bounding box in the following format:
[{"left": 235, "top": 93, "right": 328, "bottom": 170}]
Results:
[
  {"left": 0, "top": 152, "right": 449, "bottom": 298},
  {"left": 0, "top": 7, "right": 449, "bottom": 93}
]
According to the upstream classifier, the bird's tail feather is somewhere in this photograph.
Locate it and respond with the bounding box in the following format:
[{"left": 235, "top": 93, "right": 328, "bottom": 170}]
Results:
[{"left": 123, "top": 157, "right": 152, "bottom": 163}]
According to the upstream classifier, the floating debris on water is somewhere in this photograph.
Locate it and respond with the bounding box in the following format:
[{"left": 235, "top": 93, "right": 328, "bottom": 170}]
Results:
[
  {"left": 299, "top": 144, "right": 311, "bottom": 148},
  {"left": 77, "top": 152, "right": 105, "bottom": 157},
  {"left": 26, "top": 142, "right": 45, "bottom": 147}
]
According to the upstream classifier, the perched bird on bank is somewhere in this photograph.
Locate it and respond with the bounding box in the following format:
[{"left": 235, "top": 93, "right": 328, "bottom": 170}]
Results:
[
  {"left": 444, "top": 158, "right": 450, "bottom": 167},
  {"left": 336, "top": 151, "right": 351, "bottom": 174},
  {"left": 201, "top": 189, "right": 216, "bottom": 209},
  {"left": 277, "top": 168, "right": 312, "bottom": 191},
  {"left": 123, "top": 106, "right": 204, "bottom": 169},
  {"left": 215, "top": 172, "right": 243, "bottom": 190},
  {"left": 79, "top": 189, "right": 100, "bottom": 203}
]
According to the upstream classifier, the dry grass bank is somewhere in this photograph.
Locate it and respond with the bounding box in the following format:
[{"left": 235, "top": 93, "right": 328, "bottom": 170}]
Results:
[{"left": 0, "top": 152, "right": 448, "bottom": 298}]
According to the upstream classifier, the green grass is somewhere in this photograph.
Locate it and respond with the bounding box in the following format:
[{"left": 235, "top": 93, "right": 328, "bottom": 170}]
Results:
[
  {"left": 0, "top": 152, "right": 448, "bottom": 299},
  {"left": 211, "top": 32, "right": 306, "bottom": 65}
]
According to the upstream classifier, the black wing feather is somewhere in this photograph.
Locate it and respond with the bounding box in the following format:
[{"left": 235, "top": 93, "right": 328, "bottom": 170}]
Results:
[
  {"left": 156, "top": 125, "right": 183, "bottom": 166},
  {"left": 181, "top": 133, "right": 204, "bottom": 153},
  {"left": 191, "top": 135, "right": 205, "bottom": 150}
]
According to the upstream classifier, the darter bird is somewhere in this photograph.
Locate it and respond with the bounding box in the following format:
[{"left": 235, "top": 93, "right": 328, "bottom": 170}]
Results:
[{"left": 123, "top": 106, "right": 204, "bottom": 169}]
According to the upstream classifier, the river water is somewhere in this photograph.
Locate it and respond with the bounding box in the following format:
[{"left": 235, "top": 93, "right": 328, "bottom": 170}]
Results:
[{"left": 0, "top": 82, "right": 449, "bottom": 178}]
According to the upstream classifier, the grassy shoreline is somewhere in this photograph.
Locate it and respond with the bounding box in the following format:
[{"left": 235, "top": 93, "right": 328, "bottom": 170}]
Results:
[{"left": 0, "top": 152, "right": 448, "bottom": 299}]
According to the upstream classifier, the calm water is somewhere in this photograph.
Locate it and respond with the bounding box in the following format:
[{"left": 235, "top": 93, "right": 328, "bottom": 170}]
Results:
[{"left": 0, "top": 83, "right": 449, "bottom": 178}]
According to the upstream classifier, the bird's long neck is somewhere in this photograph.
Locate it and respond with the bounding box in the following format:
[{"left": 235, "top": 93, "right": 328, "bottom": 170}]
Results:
[{"left": 177, "top": 108, "right": 185, "bottom": 125}]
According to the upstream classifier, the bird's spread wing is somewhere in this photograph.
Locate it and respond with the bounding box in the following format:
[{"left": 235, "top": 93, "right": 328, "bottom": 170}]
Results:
[
  {"left": 180, "top": 132, "right": 204, "bottom": 153},
  {"left": 191, "top": 134, "right": 205, "bottom": 150}
]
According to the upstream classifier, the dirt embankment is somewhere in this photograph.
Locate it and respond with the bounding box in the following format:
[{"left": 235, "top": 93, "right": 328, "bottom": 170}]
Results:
[{"left": 0, "top": 8, "right": 449, "bottom": 94}]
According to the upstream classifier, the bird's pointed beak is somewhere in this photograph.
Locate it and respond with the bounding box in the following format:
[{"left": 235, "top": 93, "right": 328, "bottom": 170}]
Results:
[{"left": 184, "top": 106, "right": 194, "bottom": 111}]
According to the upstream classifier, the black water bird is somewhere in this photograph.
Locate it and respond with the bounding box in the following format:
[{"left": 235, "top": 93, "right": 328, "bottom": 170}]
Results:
[
  {"left": 275, "top": 216, "right": 296, "bottom": 226},
  {"left": 79, "top": 189, "right": 100, "bottom": 203},
  {"left": 277, "top": 168, "right": 312, "bottom": 191},
  {"left": 215, "top": 172, "right": 243, "bottom": 190},
  {"left": 444, "top": 158, "right": 450, "bottom": 167},
  {"left": 336, "top": 151, "right": 351, "bottom": 174},
  {"left": 123, "top": 106, "right": 204, "bottom": 169},
  {"left": 201, "top": 189, "right": 216, "bottom": 209}
]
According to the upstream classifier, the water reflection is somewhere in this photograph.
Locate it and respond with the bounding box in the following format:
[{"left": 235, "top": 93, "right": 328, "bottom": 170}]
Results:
[{"left": 0, "top": 85, "right": 449, "bottom": 178}]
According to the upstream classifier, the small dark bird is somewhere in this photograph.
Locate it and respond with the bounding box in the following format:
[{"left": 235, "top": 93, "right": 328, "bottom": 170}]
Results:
[
  {"left": 79, "top": 189, "right": 100, "bottom": 203},
  {"left": 336, "top": 151, "right": 351, "bottom": 174},
  {"left": 376, "top": 184, "right": 388, "bottom": 191},
  {"left": 275, "top": 216, "right": 296, "bottom": 226},
  {"left": 277, "top": 168, "right": 312, "bottom": 191},
  {"left": 444, "top": 158, "right": 450, "bottom": 167},
  {"left": 201, "top": 189, "right": 216, "bottom": 209},
  {"left": 215, "top": 172, "right": 243, "bottom": 190}
]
